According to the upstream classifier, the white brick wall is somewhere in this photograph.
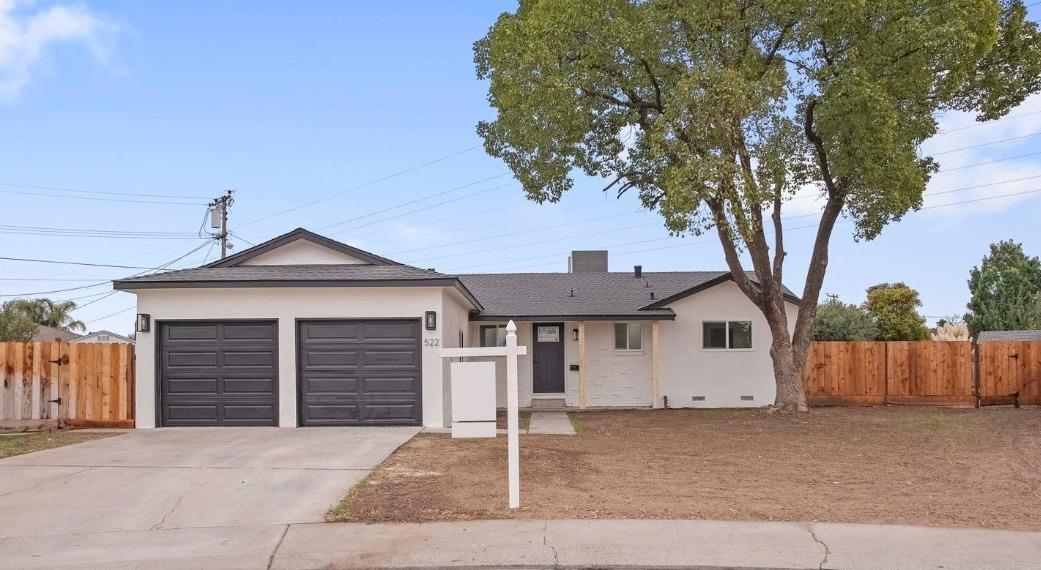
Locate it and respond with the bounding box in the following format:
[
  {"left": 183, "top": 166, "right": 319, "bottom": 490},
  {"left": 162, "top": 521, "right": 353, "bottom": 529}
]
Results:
[{"left": 568, "top": 321, "right": 653, "bottom": 408}]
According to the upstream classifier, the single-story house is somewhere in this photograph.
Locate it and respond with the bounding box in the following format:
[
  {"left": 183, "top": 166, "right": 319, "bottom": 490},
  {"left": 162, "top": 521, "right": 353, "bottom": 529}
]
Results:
[
  {"left": 977, "top": 330, "right": 1041, "bottom": 342},
  {"left": 72, "top": 330, "right": 133, "bottom": 344},
  {"left": 114, "top": 228, "right": 798, "bottom": 428}
]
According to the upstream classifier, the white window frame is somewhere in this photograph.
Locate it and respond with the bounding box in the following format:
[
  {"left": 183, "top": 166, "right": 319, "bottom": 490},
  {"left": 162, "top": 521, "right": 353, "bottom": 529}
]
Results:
[
  {"left": 479, "top": 324, "right": 507, "bottom": 347},
  {"left": 613, "top": 322, "right": 644, "bottom": 351},
  {"left": 702, "top": 320, "right": 754, "bottom": 351}
]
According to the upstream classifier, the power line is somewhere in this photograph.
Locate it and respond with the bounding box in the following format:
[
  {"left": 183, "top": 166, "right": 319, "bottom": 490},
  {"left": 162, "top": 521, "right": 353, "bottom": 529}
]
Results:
[
  {"left": 315, "top": 173, "right": 510, "bottom": 232},
  {"left": 937, "top": 108, "right": 1041, "bottom": 134},
  {"left": 937, "top": 150, "right": 1041, "bottom": 172},
  {"left": 326, "top": 183, "right": 514, "bottom": 236},
  {"left": 930, "top": 130, "right": 1041, "bottom": 155},
  {"left": 235, "top": 144, "right": 481, "bottom": 229},
  {"left": 0, "top": 224, "right": 197, "bottom": 237},
  {"left": 0, "top": 256, "right": 156, "bottom": 269},
  {"left": 0, "top": 188, "right": 206, "bottom": 206},
  {"left": 445, "top": 186, "right": 1041, "bottom": 273},
  {"left": 0, "top": 181, "right": 210, "bottom": 200},
  {"left": 84, "top": 305, "right": 135, "bottom": 325}
]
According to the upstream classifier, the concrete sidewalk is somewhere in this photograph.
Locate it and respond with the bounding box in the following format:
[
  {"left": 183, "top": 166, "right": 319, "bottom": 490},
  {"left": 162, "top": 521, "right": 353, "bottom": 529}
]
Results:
[{"left": 4, "top": 518, "right": 1040, "bottom": 569}]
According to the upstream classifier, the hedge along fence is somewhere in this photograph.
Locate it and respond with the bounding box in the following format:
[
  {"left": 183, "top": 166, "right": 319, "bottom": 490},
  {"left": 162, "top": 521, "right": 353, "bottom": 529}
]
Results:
[
  {"left": 804, "top": 340, "right": 1041, "bottom": 407},
  {"left": 0, "top": 341, "right": 134, "bottom": 430}
]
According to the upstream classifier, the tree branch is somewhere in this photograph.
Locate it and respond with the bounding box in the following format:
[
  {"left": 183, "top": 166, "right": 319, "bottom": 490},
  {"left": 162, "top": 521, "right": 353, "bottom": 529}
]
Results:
[{"left": 804, "top": 98, "right": 841, "bottom": 199}]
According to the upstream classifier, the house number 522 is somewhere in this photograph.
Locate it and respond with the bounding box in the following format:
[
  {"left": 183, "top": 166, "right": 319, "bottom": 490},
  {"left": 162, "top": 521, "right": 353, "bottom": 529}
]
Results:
[{"left": 423, "top": 338, "right": 440, "bottom": 347}]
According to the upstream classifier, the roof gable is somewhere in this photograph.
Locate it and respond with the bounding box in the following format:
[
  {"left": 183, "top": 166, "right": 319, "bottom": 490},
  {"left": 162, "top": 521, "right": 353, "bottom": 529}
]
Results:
[
  {"left": 205, "top": 228, "right": 400, "bottom": 268},
  {"left": 639, "top": 272, "right": 800, "bottom": 310}
]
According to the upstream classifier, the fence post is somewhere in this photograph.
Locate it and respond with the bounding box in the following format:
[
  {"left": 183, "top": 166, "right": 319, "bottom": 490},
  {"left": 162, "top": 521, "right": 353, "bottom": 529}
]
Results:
[{"left": 971, "top": 340, "right": 981, "bottom": 408}]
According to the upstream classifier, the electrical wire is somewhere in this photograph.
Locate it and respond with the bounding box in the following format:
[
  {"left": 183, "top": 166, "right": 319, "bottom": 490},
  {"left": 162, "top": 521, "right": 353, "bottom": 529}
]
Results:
[
  {"left": 0, "top": 181, "right": 210, "bottom": 200},
  {"left": 234, "top": 144, "right": 481, "bottom": 228},
  {"left": 0, "top": 188, "right": 206, "bottom": 206}
]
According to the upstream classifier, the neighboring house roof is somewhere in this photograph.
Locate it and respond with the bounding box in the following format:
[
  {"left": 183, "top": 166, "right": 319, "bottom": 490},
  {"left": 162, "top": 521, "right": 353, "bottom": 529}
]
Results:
[
  {"left": 977, "top": 330, "right": 1041, "bottom": 342},
  {"left": 31, "top": 324, "right": 82, "bottom": 342},
  {"left": 73, "top": 330, "right": 132, "bottom": 343},
  {"left": 459, "top": 271, "right": 797, "bottom": 320}
]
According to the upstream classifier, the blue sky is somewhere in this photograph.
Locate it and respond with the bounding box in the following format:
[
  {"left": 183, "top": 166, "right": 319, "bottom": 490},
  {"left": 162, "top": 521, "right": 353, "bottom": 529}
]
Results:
[{"left": 2, "top": 1, "right": 1041, "bottom": 334}]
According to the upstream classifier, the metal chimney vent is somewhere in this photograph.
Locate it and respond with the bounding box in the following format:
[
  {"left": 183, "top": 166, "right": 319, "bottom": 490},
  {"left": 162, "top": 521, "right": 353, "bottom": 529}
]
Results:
[{"left": 568, "top": 250, "right": 608, "bottom": 273}]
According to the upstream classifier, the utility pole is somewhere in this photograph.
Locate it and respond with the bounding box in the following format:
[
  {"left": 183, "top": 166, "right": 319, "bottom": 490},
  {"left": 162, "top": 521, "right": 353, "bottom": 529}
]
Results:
[{"left": 208, "top": 190, "right": 235, "bottom": 258}]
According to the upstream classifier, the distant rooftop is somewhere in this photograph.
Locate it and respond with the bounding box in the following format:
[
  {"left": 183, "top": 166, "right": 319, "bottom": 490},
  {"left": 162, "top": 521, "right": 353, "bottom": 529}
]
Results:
[{"left": 977, "top": 330, "right": 1041, "bottom": 342}]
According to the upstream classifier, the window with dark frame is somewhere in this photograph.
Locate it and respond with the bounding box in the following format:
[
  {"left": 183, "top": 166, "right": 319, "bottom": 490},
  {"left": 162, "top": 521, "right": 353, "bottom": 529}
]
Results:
[
  {"left": 479, "top": 324, "right": 507, "bottom": 347},
  {"left": 703, "top": 321, "right": 753, "bottom": 349},
  {"left": 613, "top": 322, "right": 643, "bottom": 350}
]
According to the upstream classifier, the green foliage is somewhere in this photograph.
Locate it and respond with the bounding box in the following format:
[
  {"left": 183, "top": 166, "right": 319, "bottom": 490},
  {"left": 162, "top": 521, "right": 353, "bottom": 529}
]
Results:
[
  {"left": 813, "top": 294, "right": 877, "bottom": 340},
  {"left": 864, "top": 283, "right": 930, "bottom": 341},
  {"left": 0, "top": 302, "right": 39, "bottom": 342},
  {"left": 5, "top": 298, "right": 86, "bottom": 332},
  {"left": 965, "top": 240, "right": 1041, "bottom": 335},
  {"left": 476, "top": 0, "right": 1041, "bottom": 240}
]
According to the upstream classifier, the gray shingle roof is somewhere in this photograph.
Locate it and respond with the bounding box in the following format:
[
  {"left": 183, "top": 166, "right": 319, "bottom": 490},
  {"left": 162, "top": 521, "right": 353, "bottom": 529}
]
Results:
[
  {"left": 459, "top": 271, "right": 746, "bottom": 319},
  {"left": 113, "top": 264, "right": 451, "bottom": 286},
  {"left": 977, "top": 330, "right": 1041, "bottom": 342},
  {"left": 31, "top": 324, "right": 83, "bottom": 342}
]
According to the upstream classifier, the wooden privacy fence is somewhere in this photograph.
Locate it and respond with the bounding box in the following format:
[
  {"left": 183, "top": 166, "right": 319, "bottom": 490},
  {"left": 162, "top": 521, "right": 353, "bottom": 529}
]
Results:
[
  {"left": 0, "top": 341, "right": 134, "bottom": 429},
  {"left": 978, "top": 341, "right": 1041, "bottom": 406},
  {"left": 805, "top": 340, "right": 1041, "bottom": 407},
  {"left": 804, "top": 341, "right": 974, "bottom": 406}
]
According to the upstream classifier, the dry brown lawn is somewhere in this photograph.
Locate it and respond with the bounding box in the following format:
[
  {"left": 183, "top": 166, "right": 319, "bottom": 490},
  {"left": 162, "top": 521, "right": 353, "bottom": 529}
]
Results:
[
  {"left": 0, "top": 431, "right": 117, "bottom": 459},
  {"left": 331, "top": 407, "right": 1041, "bottom": 530}
]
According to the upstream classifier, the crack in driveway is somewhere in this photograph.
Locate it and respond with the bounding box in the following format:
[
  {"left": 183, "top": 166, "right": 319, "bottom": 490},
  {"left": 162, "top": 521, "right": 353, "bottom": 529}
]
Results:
[
  {"left": 807, "top": 525, "right": 831, "bottom": 570},
  {"left": 0, "top": 466, "right": 93, "bottom": 499}
]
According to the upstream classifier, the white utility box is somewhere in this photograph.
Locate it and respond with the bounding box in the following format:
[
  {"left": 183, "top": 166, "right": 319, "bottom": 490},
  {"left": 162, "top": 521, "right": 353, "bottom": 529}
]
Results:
[{"left": 450, "top": 361, "right": 497, "bottom": 438}]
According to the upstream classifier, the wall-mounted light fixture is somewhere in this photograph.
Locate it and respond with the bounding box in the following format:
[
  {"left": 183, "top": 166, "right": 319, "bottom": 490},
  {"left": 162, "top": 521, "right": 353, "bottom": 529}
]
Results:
[
  {"left": 424, "top": 311, "right": 437, "bottom": 331},
  {"left": 136, "top": 313, "right": 151, "bottom": 333},
  {"left": 572, "top": 328, "right": 579, "bottom": 341}
]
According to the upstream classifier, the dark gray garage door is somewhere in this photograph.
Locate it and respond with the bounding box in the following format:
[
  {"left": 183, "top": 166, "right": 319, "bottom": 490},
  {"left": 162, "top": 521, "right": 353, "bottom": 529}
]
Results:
[
  {"left": 297, "top": 319, "right": 421, "bottom": 426},
  {"left": 159, "top": 321, "right": 278, "bottom": 426}
]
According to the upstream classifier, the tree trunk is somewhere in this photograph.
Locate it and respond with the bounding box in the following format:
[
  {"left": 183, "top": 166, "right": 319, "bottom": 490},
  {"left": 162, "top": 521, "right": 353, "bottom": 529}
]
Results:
[{"left": 767, "top": 316, "right": 808, "bottom": 412}]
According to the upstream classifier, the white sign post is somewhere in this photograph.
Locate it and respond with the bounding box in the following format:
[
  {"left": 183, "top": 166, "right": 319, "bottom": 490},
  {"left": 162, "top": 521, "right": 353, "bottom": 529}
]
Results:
[{"left": 438, "top": 320, "right": 527, "bottom": 508}]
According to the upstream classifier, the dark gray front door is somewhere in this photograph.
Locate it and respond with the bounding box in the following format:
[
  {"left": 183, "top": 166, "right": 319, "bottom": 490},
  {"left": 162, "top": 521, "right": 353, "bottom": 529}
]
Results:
[
  {"left": 532, "top": 322, "right": 565, "bottom": 393},
  {"left": 297, "top": 319, "right": 422, "bottom": 426},
  {"left": 159, "top": 321, "right": 278, "bottom": 427}
]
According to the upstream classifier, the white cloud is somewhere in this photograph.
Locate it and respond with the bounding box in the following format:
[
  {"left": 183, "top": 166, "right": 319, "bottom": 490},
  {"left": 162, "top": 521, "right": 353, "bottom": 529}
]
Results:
[{"left": 0, "top": 0, "right": 114, "bottom": 101}]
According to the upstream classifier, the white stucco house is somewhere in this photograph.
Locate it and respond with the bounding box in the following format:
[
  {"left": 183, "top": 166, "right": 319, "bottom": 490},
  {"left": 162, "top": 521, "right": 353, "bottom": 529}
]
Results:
[{"left": 114, "top": 228, "right": 799, "bottom": 428}]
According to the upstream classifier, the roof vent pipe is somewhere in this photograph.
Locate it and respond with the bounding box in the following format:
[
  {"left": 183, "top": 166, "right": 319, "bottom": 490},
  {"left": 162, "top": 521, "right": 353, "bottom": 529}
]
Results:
[
  {"left": 634, "top": 265, "right": 642, "bottom": 278},
  {"left": 650, "top": 291, "right": 655, "bottom": 300},
  {"left": 569, "top": 289, "right": 575, "bottom": 297}
]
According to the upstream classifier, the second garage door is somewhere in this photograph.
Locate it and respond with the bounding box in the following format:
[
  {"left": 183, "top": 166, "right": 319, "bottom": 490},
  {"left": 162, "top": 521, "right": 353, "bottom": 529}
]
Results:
[{"left": 297, "top": 319, "right": 422, "bottom": 426}]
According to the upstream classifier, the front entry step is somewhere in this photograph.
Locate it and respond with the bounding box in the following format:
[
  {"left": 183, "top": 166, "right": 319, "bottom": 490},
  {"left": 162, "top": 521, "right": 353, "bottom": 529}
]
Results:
[{"left": 531, "top": 397, "right": 566, "bottom": 411}]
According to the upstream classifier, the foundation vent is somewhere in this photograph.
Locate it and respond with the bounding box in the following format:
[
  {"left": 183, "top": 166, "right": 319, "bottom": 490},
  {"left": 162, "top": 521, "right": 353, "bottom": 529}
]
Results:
[
  {"left": 692, "top": 395, "right": 706, "bottom": 401},
  {"left": 740, "top": 395, "right": 754, "bottom": 401}
]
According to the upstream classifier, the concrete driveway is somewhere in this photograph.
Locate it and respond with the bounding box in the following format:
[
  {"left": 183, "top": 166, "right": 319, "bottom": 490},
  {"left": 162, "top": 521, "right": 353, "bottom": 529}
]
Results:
[{"left": 0, "top": 427, "right": 418, "bottom": 568}]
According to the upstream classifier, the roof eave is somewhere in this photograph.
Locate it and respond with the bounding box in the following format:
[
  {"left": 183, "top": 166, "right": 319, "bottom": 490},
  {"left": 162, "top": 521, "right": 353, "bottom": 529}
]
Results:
[
  {"left": 202, "top": 228, "right": 402, "bottom": 268},
  {"left": 470, "top": 312, "right": 675, "bottom": 322}
]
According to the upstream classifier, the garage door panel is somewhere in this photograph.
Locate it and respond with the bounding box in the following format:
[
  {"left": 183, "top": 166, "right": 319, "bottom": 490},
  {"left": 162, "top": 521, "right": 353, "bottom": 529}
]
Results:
[
  {"left": 165, "top": 378, "right": 218, "bottom": 394},
  {"left": 303, "top": 375, "right": 359, "bottom": 395},
  {"left": 159, "top": 321, "right": 278, "bottom": 427},
  {"left": 167, "top": 351, "right": 219, "bottom": 368},
  {"left": 165, "top": 324, "right": 219, "bottom": 341},
  {"left": 363, "top": 321, "right": 418, "bottom": 342},
  {"left": 363, "top": 402, "right": 420, "bottom": 423},
  {"left": 298, "top": 319, "right": 420, "bottom": 426},
  {"left": 223, "top": 350, "right": 276, "bottom": 368},
  {"left": 222, "top": 377, "right": 276, "bottom": 394},
  {"left": 301, "top": 348, "right": 359, "bottom": 368},
  {"left": 363, "top": 347, "right": 419, "bottom": 368},
  {"left": 222, "top": 322, "right": 278, "bottom": 341},
  {"left": 364, "top": 376, "right": 419, "bottom": 394},
  {"left": 301, "top": 322, "right": 361, "bottom": 341},
  {"left": 165, "top": 404, "right": 219, "bottom": 424}
]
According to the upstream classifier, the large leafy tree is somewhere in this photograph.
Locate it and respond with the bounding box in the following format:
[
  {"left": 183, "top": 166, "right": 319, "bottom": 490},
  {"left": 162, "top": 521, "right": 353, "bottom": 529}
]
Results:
[
  {"left": 864, "top": 282, "right": 930, "bottom": 340},
  {"left": 476, "top": 0, "right": 1041, "bottom": 410},
  {"left": 965, "top": 240, "right": 1041, "bottom": 335},
  {"left": 812, "top": 294, "right": 876, "bottom": 340},
  {"left": 0, "top": 302, "right": 39, "bottom": 342},
  {"left": 6, "top": 298, "right": 86, "bottom": 332}
]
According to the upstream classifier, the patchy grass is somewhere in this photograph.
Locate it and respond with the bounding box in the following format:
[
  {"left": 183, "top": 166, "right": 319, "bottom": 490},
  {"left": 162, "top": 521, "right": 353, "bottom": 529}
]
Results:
[
  {"left": 332, "top": 407, "right": 1041, "bottom": 530},
  {"left": 495, "top": 409, "right": 531, "bottom": 430},
  {"left": 567, "top": 413, "right": 583, "bottom": 434},
  {"left": 0, "top": 431, "right": 118, "bottom": 459}
]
